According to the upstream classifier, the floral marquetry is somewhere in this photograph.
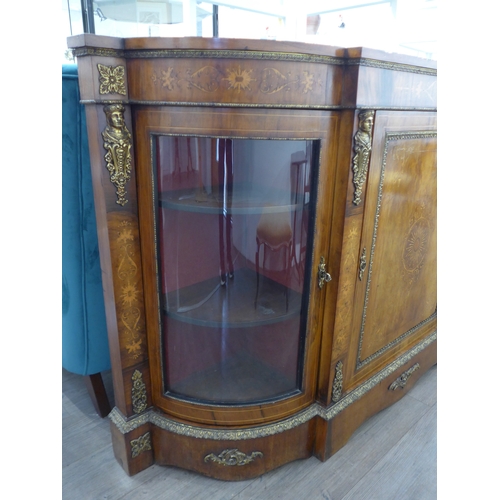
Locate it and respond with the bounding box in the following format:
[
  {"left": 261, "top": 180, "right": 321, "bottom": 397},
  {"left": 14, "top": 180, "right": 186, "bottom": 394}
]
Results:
[
  {"left": 109, "top": 216, "right": 148, "bottom": 362},
  {"left": 149, "top": 64, "right": 321, "bottom": 98},
  {"left": 151, "top": 67, "right": 176, "bottom": 90},
  {"left": 260, "top": 68, "right": 319, "bottom": 94},
  {"left": 403, "top": 218, "right": 430, "bottom": 273},
  {"left": 223, "top": 66, "right": 256, "bottom": 93}
]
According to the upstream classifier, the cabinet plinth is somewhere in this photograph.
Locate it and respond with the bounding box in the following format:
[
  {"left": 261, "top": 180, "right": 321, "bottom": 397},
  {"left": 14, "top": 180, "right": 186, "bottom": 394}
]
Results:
[{"left": 68, "top": 34, "right": 437, "bottom": 479}]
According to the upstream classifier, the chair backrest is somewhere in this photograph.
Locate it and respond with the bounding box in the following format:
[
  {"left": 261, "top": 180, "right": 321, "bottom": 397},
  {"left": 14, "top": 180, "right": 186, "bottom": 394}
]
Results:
[{"left": 62, "top": 65, "right": 110, "bottom": 376}]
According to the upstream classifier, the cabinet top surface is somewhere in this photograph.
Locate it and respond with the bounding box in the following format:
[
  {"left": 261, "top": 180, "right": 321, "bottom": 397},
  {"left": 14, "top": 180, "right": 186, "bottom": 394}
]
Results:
[{"left": 67, "top": 34, "right": 437, "bottom": 70}]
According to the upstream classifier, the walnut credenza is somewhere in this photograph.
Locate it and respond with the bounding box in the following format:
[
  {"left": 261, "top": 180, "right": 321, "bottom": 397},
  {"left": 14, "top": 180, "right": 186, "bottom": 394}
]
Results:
[{"left": 67, "top": 34, "right": 437, "bottom": 480}]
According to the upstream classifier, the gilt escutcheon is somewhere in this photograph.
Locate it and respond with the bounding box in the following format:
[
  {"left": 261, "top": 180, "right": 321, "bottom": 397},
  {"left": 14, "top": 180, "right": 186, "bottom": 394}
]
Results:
[
  {"left": 359, "top": 247, "right": 367, "bottom": 281},
  {"left": 318, "top": 256, "right": 332, "bottom": 289},
  {"left": 388, "top": 363, "right": 420, "bottom": 390}
]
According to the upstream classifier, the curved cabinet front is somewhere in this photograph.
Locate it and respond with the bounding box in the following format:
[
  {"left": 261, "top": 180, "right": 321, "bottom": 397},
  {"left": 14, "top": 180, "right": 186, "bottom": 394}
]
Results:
[{"left": 135, "top": 106, "right": 338, "bottom": 427}]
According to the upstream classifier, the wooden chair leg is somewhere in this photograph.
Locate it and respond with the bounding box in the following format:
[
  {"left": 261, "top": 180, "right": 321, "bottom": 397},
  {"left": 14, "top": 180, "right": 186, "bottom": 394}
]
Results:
[{"left": 83, "top": 373, "right": 111, "bottom": 418}]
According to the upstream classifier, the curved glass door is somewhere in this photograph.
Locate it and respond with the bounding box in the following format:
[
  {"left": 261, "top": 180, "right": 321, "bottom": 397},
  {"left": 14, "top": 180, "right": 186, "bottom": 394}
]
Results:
[{"left": 154, "top": 136, "right": 318, "bottom": 404}]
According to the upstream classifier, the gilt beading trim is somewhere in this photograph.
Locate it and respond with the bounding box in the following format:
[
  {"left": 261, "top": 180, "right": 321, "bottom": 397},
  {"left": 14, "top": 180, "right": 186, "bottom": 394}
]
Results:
[
  {"left": 123, "top": 49, "right": 344, "bottom": 66},
  {"left": 80, "top": 100, "right": 436, "bottom": 112},
  {"left": 109, "top": 331, "right": 436, "bottom": 438},
  {"left": 72, "top": 47, "right": 436, "bottom": 76},
  {"left": 72, "top": 47, "right": 125, "bottom": 58},
  {"left": 347, "top": 57, "right": 436, "bottom": 76}
]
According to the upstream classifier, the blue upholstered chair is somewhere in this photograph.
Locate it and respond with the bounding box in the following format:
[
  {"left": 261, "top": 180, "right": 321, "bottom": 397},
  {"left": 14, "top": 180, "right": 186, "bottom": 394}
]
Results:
[{"left": 62, "top": 65, "right": 111, "bottom": 416}]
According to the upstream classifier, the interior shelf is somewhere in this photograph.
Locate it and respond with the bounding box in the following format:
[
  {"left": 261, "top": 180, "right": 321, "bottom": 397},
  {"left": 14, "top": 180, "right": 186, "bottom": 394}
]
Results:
[
  {"left": 159, "top": 186, "right": 305, "bottom": 215},
  {"left": 167, "top": 352, "right": 298, "bottom": 404},
  {"left": 164, "top": 268, "right": 301, "bottom": 328}
]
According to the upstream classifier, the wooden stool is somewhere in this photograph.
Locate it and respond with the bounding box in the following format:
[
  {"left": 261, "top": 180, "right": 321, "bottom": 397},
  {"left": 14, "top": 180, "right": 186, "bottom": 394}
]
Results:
[{"left": 255, "top": 211, "right": 293, "bottom": 311}]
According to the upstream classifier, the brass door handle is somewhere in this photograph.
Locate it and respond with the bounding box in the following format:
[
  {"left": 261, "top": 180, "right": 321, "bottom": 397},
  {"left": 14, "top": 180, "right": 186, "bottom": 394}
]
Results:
[{"left": 318, "top": 256, "right": 332, "bottom": 289}]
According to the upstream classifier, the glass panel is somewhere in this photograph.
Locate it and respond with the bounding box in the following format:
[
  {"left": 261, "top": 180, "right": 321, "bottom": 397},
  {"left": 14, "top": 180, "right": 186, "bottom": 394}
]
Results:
[{"left": 154, "top": 136, "right": 317, "bottom": 404}]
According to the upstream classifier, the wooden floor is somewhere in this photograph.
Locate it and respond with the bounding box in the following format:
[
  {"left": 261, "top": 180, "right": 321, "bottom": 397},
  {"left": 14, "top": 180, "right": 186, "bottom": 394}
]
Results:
[{"left": 62, "top": 365, "right": 436, "bottom": 499}]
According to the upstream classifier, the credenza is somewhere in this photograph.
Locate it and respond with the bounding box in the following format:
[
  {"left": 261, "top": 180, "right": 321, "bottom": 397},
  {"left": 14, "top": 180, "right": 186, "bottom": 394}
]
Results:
[{"left": 67, "top": 34, "right": 437, "bottom": 480}]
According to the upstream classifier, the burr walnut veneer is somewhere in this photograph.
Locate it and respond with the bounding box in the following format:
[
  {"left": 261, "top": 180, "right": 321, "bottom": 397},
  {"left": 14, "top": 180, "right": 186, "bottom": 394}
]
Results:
[{"left": 67, "top": 34, "right": 437, "bottom": 480}]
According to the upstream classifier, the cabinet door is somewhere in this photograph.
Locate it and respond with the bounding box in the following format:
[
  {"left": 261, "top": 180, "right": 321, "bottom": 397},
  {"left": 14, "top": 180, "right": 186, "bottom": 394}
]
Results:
[
  {"left": 346, "top": 111, "right": 437, "bottom": 387},
  {"left": 156, "top": 136, "right": 315, "bottom": 404},
  {"left": 135, "top": 106, "right": 339, "bottom": 425}
]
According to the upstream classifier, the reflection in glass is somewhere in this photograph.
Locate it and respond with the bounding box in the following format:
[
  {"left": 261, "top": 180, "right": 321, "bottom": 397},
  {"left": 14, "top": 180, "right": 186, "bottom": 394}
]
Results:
[{"left": 154, "top": 136, "right": 317, "bottom": 404}]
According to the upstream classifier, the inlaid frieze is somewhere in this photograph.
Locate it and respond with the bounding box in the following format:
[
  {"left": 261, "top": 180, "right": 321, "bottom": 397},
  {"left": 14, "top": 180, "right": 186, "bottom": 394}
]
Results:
[{"left": 150, "top": 65, "right": 320, "bottom": 96}]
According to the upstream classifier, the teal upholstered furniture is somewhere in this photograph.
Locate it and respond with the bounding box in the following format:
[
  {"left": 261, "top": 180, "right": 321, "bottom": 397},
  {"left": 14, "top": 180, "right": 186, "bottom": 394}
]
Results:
[{"left": 62, "top": 65, "right": 111, "bottom": 416}]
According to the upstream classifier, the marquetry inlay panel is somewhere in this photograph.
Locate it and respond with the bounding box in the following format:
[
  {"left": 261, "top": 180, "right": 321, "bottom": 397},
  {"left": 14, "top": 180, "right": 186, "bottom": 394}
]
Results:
[
  {"left": 126, "top": 58, "right": 337, "bottom": 107},
  {"left": 108, "top": 213, "right": 148, "bottom": 364}
]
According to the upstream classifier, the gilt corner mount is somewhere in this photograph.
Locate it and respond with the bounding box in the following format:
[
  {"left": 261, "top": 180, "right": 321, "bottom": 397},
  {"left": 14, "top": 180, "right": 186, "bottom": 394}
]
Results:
[
  {"left": 352, "top": 110, "right": 375, "bottom": 205},
  {"left": 102, "top": 103, "right": 132, "bottom": 206}
]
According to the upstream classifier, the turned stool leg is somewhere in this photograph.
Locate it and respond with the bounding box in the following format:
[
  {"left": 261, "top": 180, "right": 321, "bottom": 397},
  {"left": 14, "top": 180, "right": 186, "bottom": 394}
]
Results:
[
  {"left": 83, "top": 373, "right": 111, "bottom": 418},
  {"left": 255, "top": 238, "right": 261, "bottom": 308}
]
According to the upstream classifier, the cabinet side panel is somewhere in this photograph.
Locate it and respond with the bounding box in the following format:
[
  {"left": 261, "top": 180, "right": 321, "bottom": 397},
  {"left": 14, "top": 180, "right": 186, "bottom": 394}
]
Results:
[
  {"left": 78, "top": 87, "right": 151, "bottom": 417},
  {"left": 353, "top": 65, "right": 437, "bottom": 109}
]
